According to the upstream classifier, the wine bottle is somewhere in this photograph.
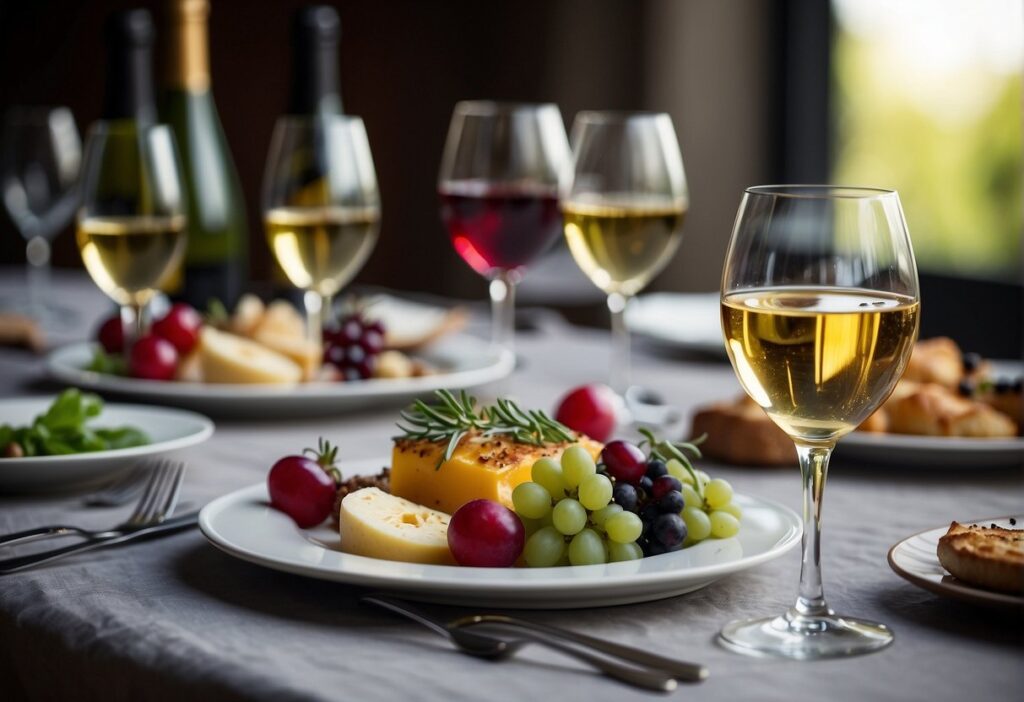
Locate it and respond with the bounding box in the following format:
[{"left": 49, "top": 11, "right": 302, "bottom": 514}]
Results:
[
  {"left": 161, "top": 0, "right": 248, "bottom": 308},
  {"left": 289, "top": 6, "right": 343, "bottom": 117},
  {"left": 103, "top": 9, "right": 157, "bottom": 126}
]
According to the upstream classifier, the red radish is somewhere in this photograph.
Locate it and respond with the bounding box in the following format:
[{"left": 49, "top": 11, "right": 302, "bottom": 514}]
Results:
[
  {"left": 152, "top": 303, "right": 202, "bottom": 355},
  {"left": 267, "top": 439, "right": 341, "bottom": 528}
]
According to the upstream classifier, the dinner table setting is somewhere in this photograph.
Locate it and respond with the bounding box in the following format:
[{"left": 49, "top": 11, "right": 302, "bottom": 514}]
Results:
[{"left": 1, "top": 3, "right": 1023, "bottom": 701}]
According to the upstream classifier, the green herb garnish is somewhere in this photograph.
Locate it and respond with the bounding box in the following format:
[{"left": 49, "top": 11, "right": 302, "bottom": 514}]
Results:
[
  {"left": 87, "top": 348, "right": 128, "bottom": 376},
  {"left": 396, "top": 390, "right": 575, "bottom": 467},
  {"left": 0, "top": 389, "right": 149, "bottom": 458}
]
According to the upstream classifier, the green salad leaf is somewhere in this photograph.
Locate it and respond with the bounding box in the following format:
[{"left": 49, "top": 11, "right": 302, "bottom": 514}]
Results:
[{"left": 0, "top": 389, "right": 150, "bottom": 458}]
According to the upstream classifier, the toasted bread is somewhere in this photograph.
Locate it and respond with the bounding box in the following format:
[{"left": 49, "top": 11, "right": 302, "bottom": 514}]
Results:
[
  {"left": 937, "top": 521, "right": 1024, "bottom": 594},
  {"left": 690, "top": 396, "right": 795, "bottom": 466},
  {"left": 886, "top": 383, "right": 1018, "bottom": 438}
]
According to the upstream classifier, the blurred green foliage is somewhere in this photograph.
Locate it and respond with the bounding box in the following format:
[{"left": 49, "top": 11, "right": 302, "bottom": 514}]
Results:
[{"left": 833, "top": 32, "right": 1022, "bottom": 281}]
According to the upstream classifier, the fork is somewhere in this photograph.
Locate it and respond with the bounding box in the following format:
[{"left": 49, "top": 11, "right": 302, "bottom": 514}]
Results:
[
  {"left": 362, "top": 595, "right": 677, "bottom": 692},
  {"left": 82, "top": 464, "right": 149, "bottom": 507},
  {"left": 0, "top": 460, "right": 185, "bottom": 549}
]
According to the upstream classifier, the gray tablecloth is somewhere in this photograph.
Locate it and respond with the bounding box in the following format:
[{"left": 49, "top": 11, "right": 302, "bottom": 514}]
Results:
[{"left": 1, "top": 270, "right": 1022, "bottom": 702}]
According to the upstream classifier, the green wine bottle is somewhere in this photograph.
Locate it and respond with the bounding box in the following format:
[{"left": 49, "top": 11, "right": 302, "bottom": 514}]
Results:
[{"left": 161, "top": 0, "right": 247, "bottom": 308}]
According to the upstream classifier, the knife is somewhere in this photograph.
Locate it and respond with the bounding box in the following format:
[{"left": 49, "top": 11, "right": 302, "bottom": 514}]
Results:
[{"left": 0, "top": 511, "right": 199, "bottom": 574}]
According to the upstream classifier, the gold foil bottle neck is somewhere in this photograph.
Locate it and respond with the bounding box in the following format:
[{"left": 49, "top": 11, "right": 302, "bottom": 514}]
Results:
[{"left": 166, "top": 0, "right": 210, "bottom": 92}]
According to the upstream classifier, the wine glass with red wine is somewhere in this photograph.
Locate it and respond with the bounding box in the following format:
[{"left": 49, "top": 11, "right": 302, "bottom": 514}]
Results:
[{"left": 438, "top": 102, "right": 570, "bottom": 353}]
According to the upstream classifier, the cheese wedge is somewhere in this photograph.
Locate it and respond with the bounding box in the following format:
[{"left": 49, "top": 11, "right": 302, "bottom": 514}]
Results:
[
  {"left": 390, "top": 432, "right": 603, "bottom": 515},
  {"left": 252, "top": 328, "right": 322, "bottom": 381},
  {"left": 338, "top": 487, "right": 454, "bottom": 565},
  {"left": 197, "top": 327, "right": 302, "bottom": 384}
]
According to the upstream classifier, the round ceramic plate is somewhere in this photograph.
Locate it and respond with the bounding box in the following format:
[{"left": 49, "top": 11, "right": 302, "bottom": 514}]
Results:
[
  {"left": 625, "top": 293, "right": 726, "bottom": 358},
  {"left": 46, "top": 335, "right": 514, "bottom": 416},
  {"left": 839, "top": 432, "right": 1024, "bottom": 468},
  {"left": 888, "top": 515, "right": 1023, "bottom": 609},
  {"left": 199, "top": 459, "right": 802, "bottom": 609},
  {"left": 0, "top": 397, "right": 213, "bottom": 493}
]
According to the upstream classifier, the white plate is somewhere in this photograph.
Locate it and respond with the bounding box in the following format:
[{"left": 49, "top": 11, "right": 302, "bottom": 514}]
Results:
[
  {"left": 46, "top": 334, "right": 514, "bottom": 416},
  {"left": 839, "top": 432, "right": 1024, "bottom": 468},
  {"left": 199, "top": 459, "right": 802, "bottom": 609},
  {"left": 888, "top": 515, "right": 1024, "bottom": 609},
  {"left": 625, "top": 293, "right": 726, "bottom": 357},
  {"left": 0, "top": 397, "right": 213, "bottom": 493}
]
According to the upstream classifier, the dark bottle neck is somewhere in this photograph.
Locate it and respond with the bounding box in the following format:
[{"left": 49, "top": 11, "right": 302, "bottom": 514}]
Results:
[
  {"left": 288, "top": 5, "right": 343, "bottom": 115},
  {"left": 102, "top": 9, "right": 157, "bottom": 123}
]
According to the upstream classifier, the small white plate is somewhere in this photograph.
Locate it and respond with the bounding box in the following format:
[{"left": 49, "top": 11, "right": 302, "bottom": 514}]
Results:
[
  {"left": 625, "top": 293, "right": 726, "bottom": 358},
  {"left": 888, "top": 515, "right": 1024, "bottom": 609},
  {"left": 46, "top": 334, "right": 514, "bottom": 417},
  {"left": 0, "top": 397, "right": 213, "bottom": 493},
  {"left": 199, "top": 459, "right": 802, "bottom": 609}
]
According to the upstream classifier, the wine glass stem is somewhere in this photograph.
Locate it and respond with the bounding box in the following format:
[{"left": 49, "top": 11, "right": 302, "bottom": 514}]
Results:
[
  {"left": 119, "top": 304, "right": 145, "bottom": 359},
  {"left": 792, "top": 442, "right": 834, "bottom": 623},
  {"left": 304, "top": 290, "right": 326, "bottom": 348},
  {"left": 607, "top": 292, "right": 631, "bottom": 395},
  {"left": 25, "top": 236, "right": 51, "bottom": 318},
  {"left": 489, "top": 273, "right": 516, "bottom": 355}
]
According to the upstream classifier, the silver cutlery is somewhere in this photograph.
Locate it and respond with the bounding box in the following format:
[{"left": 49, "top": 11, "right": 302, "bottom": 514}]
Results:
[
  {"left": 0, "top": 459, "right": 184, "bottom": 550},
  {"left": 0, "top": 511, "right": 199, "bottom": 574},
  {"left": 452, "top": 613, "right": 707, "bottom": 682},
  {"left": 82, "top": 464, "right": 150, "bottom": 507},
  {"left": 362, "top": 595, "right": 677, "bottom": 692}
]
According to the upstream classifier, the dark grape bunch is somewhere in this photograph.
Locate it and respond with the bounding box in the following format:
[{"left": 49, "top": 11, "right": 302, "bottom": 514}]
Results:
[{"left": 323, "top": 313, "right": 386, "bottom": 380}]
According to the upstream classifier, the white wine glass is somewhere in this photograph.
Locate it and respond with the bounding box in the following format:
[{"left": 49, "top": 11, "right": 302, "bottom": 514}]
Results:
[
  {"left": 562, "top": 111, "right": 688, "bottom": 397},
  {"left": 438, "top": 102, "right": 570, "bottom": 356},
  {"left": 77, "top": 122, "right": 187, "bottom": 355},
  {"left": 719, "top": 185, "right": 920, "bottom": 659},
  {"left": 2, "top": 106, "right": 81, "bottom": 325},
  {"left": 262, "top": 115, "right": 380, "bottom": 348}
]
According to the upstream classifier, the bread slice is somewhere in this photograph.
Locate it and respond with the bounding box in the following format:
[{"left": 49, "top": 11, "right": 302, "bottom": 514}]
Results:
[
  {"left": 690, "top": 396, "right": 795, "bottom": 466},
  {"left": 937, "top": 521, "right": 1024, "bottom": 594},
  {"left": 886, "top": 384, "right": 1017, "bottom": 437}
]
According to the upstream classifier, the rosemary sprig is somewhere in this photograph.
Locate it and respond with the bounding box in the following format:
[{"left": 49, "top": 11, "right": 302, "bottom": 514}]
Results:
[
  {"left": 395, "top": 390, "right": 575, "bottom": 468},
  {"left": 637, "top": 427, "right": 707, "bottom": 497}
]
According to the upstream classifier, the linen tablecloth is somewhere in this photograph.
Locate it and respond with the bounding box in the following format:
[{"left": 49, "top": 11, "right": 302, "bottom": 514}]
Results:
[{"left": 1, "top": 270, "right": 1021, "bottom": 702}]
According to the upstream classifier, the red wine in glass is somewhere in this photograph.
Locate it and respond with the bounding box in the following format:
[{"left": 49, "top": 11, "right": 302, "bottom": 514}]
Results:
[{"left": 438, "top": 181, "right": 562, "bottom": 279}]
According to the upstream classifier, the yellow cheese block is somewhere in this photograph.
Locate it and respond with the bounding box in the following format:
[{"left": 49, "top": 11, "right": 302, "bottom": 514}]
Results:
[
  {"left": 390, "top": 432, "right": 603, "bottom": 515},
  {"left": 338, "top": 487, "right": 454, "bottom": 565}
]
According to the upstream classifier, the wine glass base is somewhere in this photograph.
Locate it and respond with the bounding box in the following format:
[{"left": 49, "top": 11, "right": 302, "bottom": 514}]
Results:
[{"left": 719, "top": 611, "right": 893, "bottom": 660}]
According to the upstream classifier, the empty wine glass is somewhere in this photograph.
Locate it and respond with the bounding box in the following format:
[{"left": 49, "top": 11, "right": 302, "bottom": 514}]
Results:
[
  {"left": 719, "top": 185, "right": 920, "bottom": 659},
  {"left": 1, "top": 106, "right": 81, "bottom": 325},
  {"left": 262, "top": 114, "right": 380, "bottom": 348},
  {"left": 438, "top": 102, "right": 571, "bottom": 355}
]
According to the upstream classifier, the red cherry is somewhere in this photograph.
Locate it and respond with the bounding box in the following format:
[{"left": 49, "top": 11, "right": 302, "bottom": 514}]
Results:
[
  {"left": 152, "top": 303, "right": 202, "bottom": 355},
  {"left": 447, "top": 499, "right": 525, "bottom": 567},
  {"left": 600, "top": 440, "right": 647, "bottom": 484},
  {"left": 267, "top": 455, "right": 337, "bottom": 528},
  {"left": 129, "top": 335, "right": 178, "bottom": 381},
  {"left": 97, "top": 315, "right": 124, "bottom": 354},
  {"left": 555, "top": 384, "right": 617, "bottom": 442}
]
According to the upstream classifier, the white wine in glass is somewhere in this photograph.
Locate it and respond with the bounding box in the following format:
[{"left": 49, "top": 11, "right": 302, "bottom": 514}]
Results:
[
  {"left": 563, "top": 112, "right": 687, "bottom": 396},
  {"left": 719, "top": 185, "right": 920, "bottom": 660}
]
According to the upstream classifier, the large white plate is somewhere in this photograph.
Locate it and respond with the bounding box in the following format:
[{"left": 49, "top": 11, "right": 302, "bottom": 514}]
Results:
[
  {"left": 199, "top": 459, "right": 802, "bottom": 609},
  {"left": 625, "top": 293, "right": 726, "bottom": 358},
  {"left": 46, "top": 335, "right": 514, "bottom": 416},
  {"left": 888, "top": 515, "right": 1023, "bottom": 609},
  {"left": 0, "top": 397, "right": 213, "bottom": 493},
  {"left": 839, "top": 432, "right": 1024, "bottom": 468}
]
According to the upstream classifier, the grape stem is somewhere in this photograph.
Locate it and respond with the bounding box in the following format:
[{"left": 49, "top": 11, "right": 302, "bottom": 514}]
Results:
[{"left": 637, "top": 427, "right": 707, "bottom": 499}]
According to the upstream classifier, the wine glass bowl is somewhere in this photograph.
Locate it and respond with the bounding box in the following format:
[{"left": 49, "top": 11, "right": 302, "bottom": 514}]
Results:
[
  {"left": 438, "top": 101, "right": 570, "bottom": 352},
  {"left": 76, "top": 122, "right": 187, "bottom": 350},
  {"left": 718, "top": 185, "right": 920, "bottom": 659},
  {"left": 562, "top": 111, "right": 688, "bottom": 395},
  {"left": 262, "top": 114, "right": 380, "bottom": 346},
  {"left": 1, "top": 106, "right": 82, "bottom": 323}
]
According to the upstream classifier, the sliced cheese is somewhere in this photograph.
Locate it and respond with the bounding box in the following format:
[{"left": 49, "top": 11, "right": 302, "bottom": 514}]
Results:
[
  {"left": 338, "top": 487, "right": 454, "bottom": 565},
  {"left": 197, "top": 327, "right": 302, "bottom": 384}
]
